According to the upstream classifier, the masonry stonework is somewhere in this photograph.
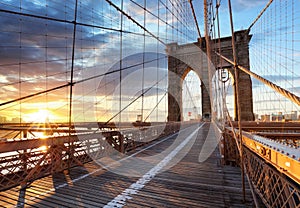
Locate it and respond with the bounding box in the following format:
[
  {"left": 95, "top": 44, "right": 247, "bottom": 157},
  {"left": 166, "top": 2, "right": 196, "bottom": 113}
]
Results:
[{"left": 167, "top": 30, "right": 254, "bottom": 122}]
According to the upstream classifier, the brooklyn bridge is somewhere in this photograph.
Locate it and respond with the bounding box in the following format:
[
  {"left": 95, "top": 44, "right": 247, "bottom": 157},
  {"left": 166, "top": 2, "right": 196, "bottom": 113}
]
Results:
[{"left": 0, "top": 0, "right": 299, "bottom": 207}]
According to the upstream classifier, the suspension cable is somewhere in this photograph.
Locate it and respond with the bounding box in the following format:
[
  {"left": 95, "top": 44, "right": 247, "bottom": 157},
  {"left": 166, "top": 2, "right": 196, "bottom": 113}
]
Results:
[
  {"left": 144, "top": 92, "right": 167, "bottom": 122},
  {"left": 247, "top": 0, "right": 274, "bottom": 32},
  {"left": 0, "top": 8, "right": 147, "bottom": 37},
  {"left": 215, "top": 52, "right": 300, "bottom": 106},
  {"left": 188, "top": 0, "right": 201, "bottom": 39},
  {"left": 0, "top": 56, "right": 166, "bottom": 107},
  {"left": 104, "top": 75, "right": 167, "bottom": 125},
  {"left": 105, "top": 0, "right": 166, "bottom": 45},
  {"left": 69, "top": 0, "right": 78, "bottom": 131},
  {"left": 184, "top": 79, "right": 199, "bottom": 115},
  {"left": 227, "top": 0, "right": 245, "bottom": 202}
]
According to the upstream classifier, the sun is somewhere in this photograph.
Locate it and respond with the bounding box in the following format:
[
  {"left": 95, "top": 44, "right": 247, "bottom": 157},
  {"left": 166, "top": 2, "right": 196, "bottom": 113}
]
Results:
[{"left": 26, "top": 109, "right": 53, "bottom": 123}]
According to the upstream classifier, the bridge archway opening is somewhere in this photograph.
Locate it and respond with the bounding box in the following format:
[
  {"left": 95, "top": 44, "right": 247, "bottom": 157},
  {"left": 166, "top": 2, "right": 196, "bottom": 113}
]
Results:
[{"left": 182, "top": 70, "right": 202, "bottom": 121}]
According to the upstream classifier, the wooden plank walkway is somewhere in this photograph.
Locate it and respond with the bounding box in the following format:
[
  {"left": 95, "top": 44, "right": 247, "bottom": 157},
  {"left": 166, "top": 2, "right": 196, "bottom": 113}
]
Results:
[{"left": 0, "top": 123, "right": 254, "bottom": 207}]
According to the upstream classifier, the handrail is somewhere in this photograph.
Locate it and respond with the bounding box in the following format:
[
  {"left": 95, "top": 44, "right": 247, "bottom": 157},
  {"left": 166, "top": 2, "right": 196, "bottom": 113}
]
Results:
[
  {"left": 0, "top": 122, "right": 191, "bottom": 190},
  {"left": 225, "top": 127, "right": 300, "bottom": 184}
]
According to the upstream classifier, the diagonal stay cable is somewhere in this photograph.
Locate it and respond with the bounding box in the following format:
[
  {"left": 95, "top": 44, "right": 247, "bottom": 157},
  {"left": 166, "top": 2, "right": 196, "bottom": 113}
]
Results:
[
  {"left": 188, "top": 0, "right": 201, "bottom": 38},
  {"left": 183, "top": 79, "right": 198, "bottom": 114},
  {"left": 0, "top": 8, "right": 148, "bottom": 37},
  {"left": 104, "top": 75, "right": 167, "bottom": 125},
  {"left": 105, "top": 0, "right": 166, "bottom": 45},
  {"left": 0, "top": 56, "right": 166, "bottom": 107},
  {"left": 0, "top": 83, "right": 71, "bottom": 108},
  {"left": 215, "top": 51, "right": 300, "bottom": 106},
  {"left": 247, "top": 0, "right": 273, "bottom": 32},
  {"left": 144, "top": 91, "right": 168, "bottom": 122}
]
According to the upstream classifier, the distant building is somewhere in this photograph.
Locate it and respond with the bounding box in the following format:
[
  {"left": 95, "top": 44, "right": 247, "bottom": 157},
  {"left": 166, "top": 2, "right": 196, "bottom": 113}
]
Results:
[
  {"left": 261, "top": 114, "right": 270, "bottom": 122},
  {"left": 136, "top": 115, "right": 142, "bottom": 122},
  {"left": 271, "top": 113, "right": 284, "bottom": 122},
  {"left": 0, "top": 116, "right": 7, "bottom": 123},
  {"left": 285, "top": 111, "right": 298, "bottom": 121},
  {"left": 11, "top": 117, "right": 22, "bottom": 123}
]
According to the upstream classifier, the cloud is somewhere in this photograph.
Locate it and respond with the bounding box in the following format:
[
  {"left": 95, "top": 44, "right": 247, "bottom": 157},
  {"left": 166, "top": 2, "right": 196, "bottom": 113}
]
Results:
[
  {"left": 93, "top": 52, "right": 168, "bottom": 97},
  {"left": 0, "top": 0, "right": 113, "bottom": 102},
  {"left": 0, "top": 75, "right": 9, "bottom": 84},
  {"left": 234, "top": 0, "right": 269, "bottom": 10},
  {"left": 1, "top": 85, "right": 18, "bottom": 92}
]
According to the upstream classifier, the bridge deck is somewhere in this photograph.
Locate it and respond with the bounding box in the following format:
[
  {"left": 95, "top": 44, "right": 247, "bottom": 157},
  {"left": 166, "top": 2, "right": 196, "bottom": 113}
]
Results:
[{"left": 0, "top": 123, "right": 254, "bottom": 207}]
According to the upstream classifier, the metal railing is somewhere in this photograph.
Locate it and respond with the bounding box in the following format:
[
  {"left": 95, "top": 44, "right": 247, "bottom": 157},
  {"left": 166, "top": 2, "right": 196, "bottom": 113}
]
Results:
[
  {"left": 244, "top": 147, "right": 300, "bottom": 208},
  {"left": 222, "top": 123, "right": 300, "bottom": 208},
  {"left": 0, "top": 122, "right": 188, "bottom": 191}
]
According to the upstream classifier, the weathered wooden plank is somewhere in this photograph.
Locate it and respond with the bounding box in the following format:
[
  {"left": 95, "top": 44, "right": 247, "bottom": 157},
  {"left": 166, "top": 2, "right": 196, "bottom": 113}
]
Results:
[
  {"left": 26, "top": 186, "right": 105, "bottom": 208},
  {"left": 0, "top": 123, "right": 255, "bottom": 207},
  {"left": 0, "top": 192, "right": 20, "bottom": 207},
  {"left": 120, "top": 123, "right": 253, "bottom": 207}
]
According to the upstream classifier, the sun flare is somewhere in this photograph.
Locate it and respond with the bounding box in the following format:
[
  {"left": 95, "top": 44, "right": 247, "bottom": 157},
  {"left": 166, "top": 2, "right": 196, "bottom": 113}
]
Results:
[
  {"left": 26, "top": 109, "right": 53, "bottom": 123},
  {"left": 38, "top": 145, "right": 48, "bottom": 152}
]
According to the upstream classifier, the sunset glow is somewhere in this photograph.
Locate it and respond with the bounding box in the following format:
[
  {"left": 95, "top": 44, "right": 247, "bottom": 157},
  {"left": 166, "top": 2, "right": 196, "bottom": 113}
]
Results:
[
  {"left": 38, "top": 145, "right": 48, "bottom": 152},
  {"left": 25, "top": 109, "right": 53, "bottom": 123}
]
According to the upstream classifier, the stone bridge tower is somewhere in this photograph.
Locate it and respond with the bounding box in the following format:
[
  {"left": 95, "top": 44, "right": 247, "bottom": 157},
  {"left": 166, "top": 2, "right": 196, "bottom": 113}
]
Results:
[{"left": 167, "top": 30, "right": 254, "bottom": 122}]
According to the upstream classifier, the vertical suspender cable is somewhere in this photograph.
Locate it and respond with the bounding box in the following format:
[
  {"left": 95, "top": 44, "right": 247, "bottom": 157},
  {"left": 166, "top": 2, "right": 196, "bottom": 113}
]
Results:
[
  {"left": 211, "top": 1, "right": 219, "bottom": 120},
  {"left": 291, "top": 0, "right": 295, "bottom": 112},
  {"left": 165, "top": 0, "right": 168, "bottom": 121},
  {"left": 18, "top": 2, "right": 22, "bottom": 129},
  {"left": 216, "top": 0, "right": 226, "bottom": 125},
  {"left": 68, "top": 0, "right": 78, "bottom": 169},
  {"left": 141, "top": 0, "right": 146, "bottom": 123},
  {"left": 227, "top": 0, "right": 245, "bottom": 202},
  {"left": 204, "top": 0, "right": 211, "bottom": 66},
  {"left": 119, "top": 0, "right": 124, "bottom": 129},
  {"left": 204, "top": 0, "right": 212, "bottom": 121},
  {"left": 45, "top": 2, "right": 48, "bottom": 123},
  {"left": 156, "top": 0, "right": 160, "bottom": 122}
]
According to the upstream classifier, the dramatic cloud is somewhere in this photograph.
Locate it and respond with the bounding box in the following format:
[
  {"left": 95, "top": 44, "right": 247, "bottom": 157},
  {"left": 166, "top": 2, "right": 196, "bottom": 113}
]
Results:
[
  {"left": 0, "top": 0, "right": 197, "bottom": 122},
  {"left": 0, "top": 0, "right": 114, "bottom": 101},
  {"left": 93, "top": 52, "right": 168, "bottom": 97}
]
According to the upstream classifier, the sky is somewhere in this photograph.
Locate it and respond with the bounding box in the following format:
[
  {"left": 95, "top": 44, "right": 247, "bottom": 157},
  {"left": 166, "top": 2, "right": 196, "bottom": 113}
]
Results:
[
  {"left": 193, "top": 0, "right": 270, "bottom": 37},
  {"left": 0, "top": 0, "right": 299, "bottom": 123}
]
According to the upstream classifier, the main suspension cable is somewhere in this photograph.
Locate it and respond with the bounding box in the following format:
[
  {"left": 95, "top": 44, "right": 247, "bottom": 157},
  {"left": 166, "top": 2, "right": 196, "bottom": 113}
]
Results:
[
  {"left": 215, "top": 52, "right": 300, "bottom": 106},
  {"left": 247, "top": 0, "right": 274, "bottom": 32}
]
